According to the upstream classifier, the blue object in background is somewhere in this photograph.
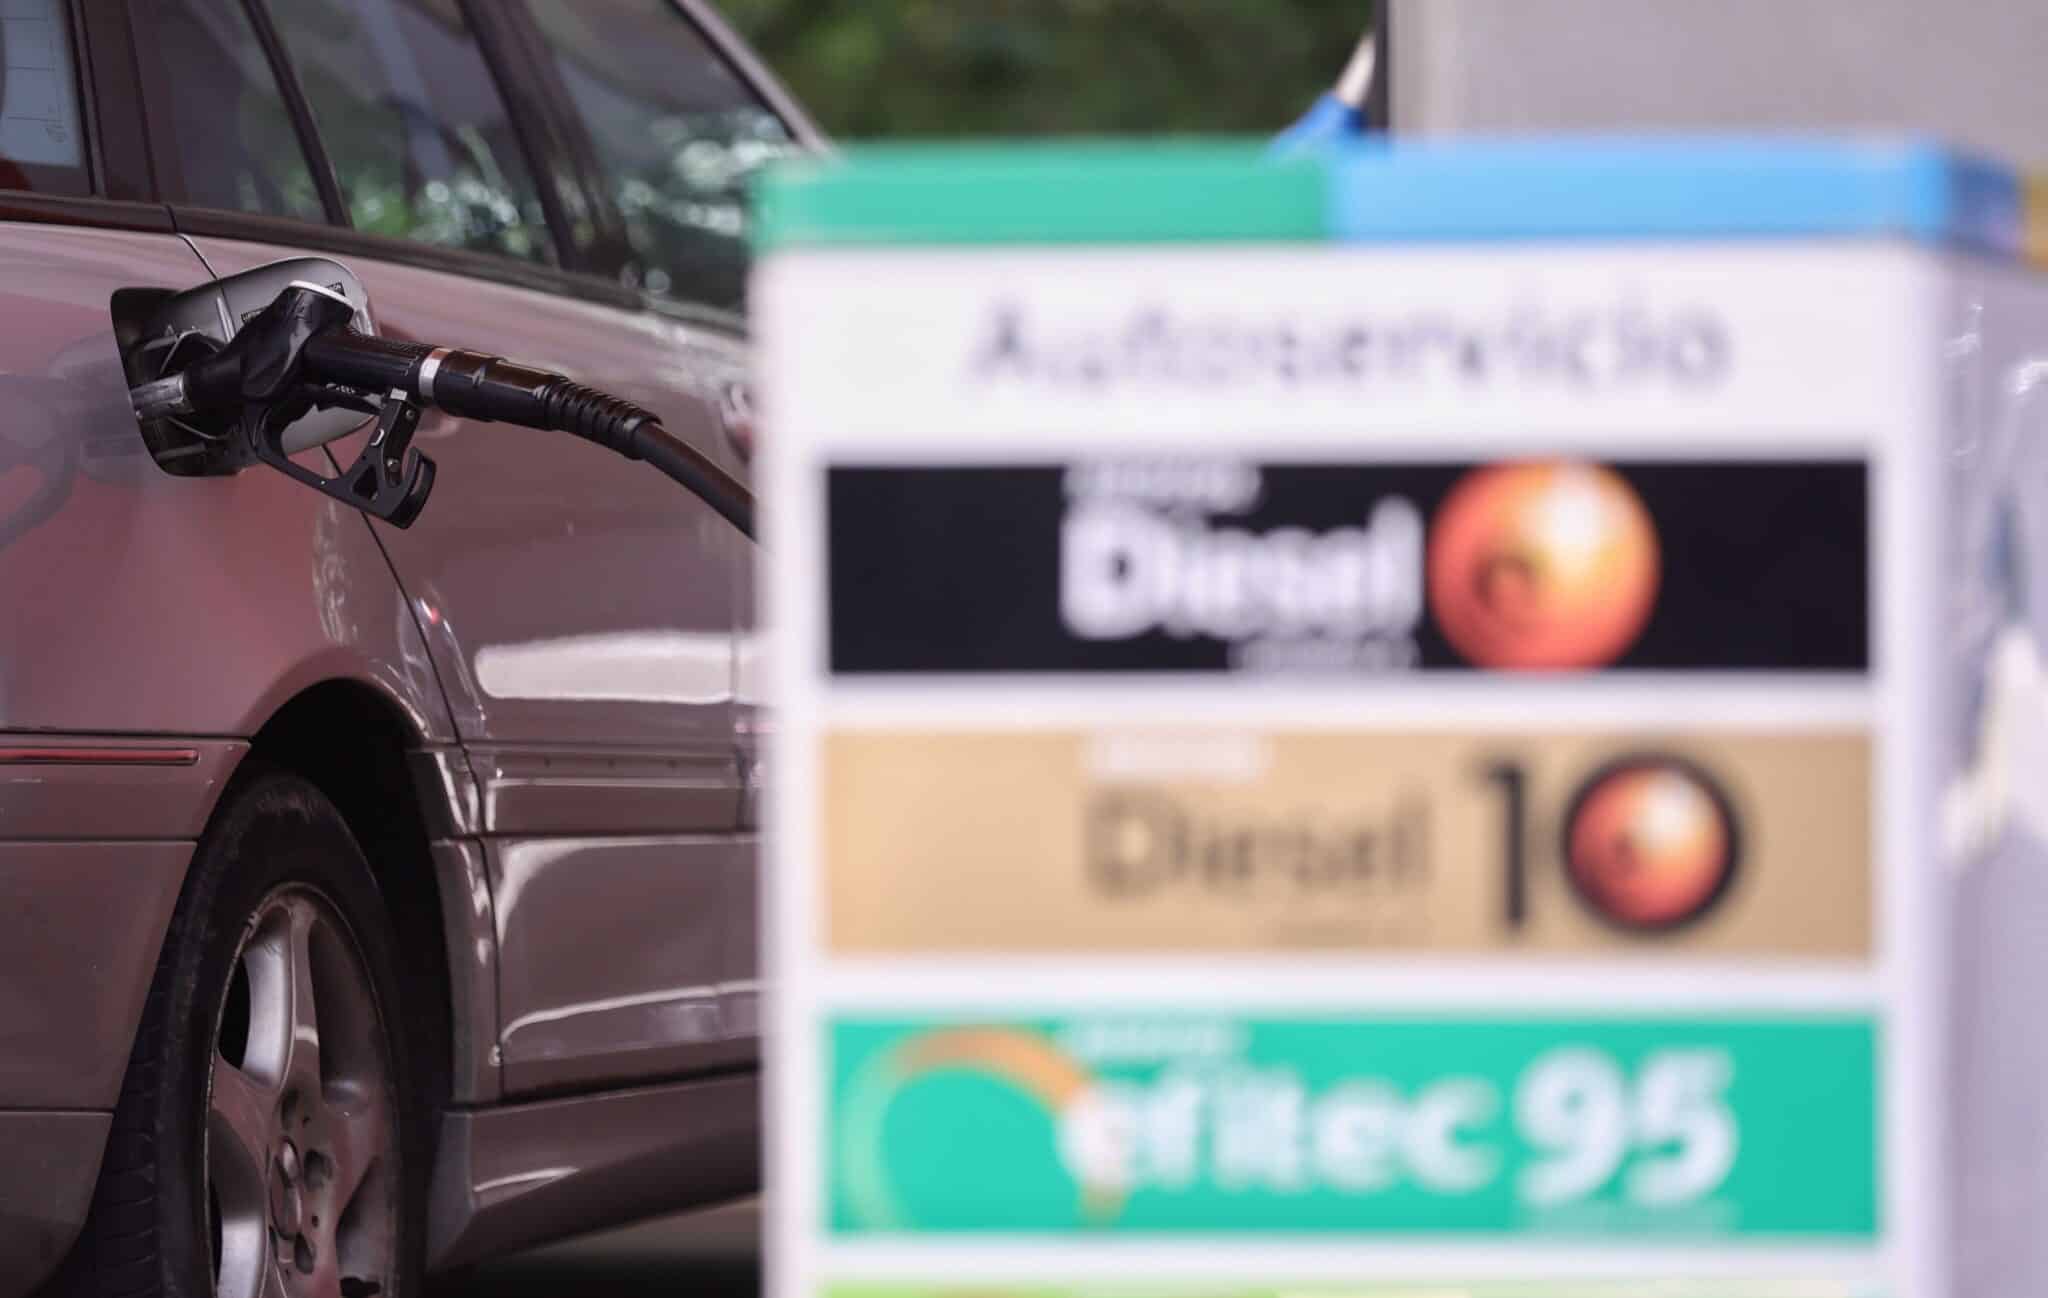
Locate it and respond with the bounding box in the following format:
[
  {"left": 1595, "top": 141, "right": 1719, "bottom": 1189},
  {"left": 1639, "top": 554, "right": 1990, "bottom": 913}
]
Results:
[
  {"left": 1273, "top": 30, "right": 1376, "bottom": 153},
  {"left": 1274, "top": 92, "right": 1366, "bottom": 151}
]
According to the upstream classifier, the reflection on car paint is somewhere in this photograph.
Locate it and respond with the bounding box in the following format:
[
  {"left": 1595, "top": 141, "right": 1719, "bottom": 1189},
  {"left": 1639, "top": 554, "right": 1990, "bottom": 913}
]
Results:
[{"left": 475, "top": 629, "right": 736, "bottom": 705}]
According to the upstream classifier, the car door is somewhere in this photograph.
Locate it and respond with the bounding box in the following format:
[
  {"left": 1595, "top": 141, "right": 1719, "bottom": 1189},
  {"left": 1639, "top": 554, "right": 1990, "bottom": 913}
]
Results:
[
  {"left": 0, "top": 0, "right": 256, "bottom": 1133},
  {"left": 128, "top": 0, "right": 765, "bottom": 1095},
  {"left": 509, "top": 0, "right": 802, "bottom": 1066}
]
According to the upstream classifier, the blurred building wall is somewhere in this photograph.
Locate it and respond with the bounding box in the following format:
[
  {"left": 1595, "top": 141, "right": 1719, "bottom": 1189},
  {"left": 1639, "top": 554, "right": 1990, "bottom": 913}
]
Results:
[{"left": 1389, "top": 0, "right": 2048, "bottom": 165}]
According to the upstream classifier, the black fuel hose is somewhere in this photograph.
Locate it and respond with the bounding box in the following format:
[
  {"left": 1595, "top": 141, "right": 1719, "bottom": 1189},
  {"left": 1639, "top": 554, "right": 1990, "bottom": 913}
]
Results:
[{"left": 299, "top": 331, "right": 754, "bottom": 539}]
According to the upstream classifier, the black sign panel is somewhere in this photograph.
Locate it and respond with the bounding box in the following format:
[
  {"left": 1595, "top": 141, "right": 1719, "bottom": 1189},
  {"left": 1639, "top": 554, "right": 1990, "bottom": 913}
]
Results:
[{"left": 827, "top": 460, "right": 1867, "bottom": 674}]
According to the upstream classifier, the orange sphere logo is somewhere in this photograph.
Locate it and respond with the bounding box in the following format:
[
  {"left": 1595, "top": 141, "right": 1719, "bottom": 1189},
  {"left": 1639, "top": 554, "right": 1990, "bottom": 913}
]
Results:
[
  {"left": 1562, "top": 755, "right": 1740, "bottom": 931},
  {"left": 1428, "top": 462, "right": 1660, "bottom": 670}
]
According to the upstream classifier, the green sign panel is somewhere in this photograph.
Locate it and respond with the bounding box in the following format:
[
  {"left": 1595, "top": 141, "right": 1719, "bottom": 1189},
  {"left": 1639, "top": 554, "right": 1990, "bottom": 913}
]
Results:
[{"left": 829, "top": 1014, "right": 1877, "bottom": 1237}]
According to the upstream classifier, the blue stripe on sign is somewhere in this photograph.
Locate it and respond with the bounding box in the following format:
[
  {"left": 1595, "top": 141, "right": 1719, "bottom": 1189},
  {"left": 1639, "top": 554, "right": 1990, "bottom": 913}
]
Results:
[{"left": 1327, "top": 135, "right": 2022, "bottom": 254}]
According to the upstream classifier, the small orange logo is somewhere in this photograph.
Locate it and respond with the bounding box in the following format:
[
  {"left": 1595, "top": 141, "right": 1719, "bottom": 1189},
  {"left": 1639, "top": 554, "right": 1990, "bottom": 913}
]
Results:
[
  {"left": 1428, "top": 462, "right": 1659, "bottom": 670},
  {"left": 1562, "top": 755, "right": 1740, "bottom": 931}
]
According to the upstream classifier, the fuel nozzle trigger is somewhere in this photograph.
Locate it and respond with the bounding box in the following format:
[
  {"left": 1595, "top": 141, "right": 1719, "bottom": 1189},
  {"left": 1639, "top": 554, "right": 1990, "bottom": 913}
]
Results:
[
  {"left": 197, "top": 281, "right": 435, "bottom": 528},
  {"left": 240, "top": 389, "right": 436, "bottom": 529}
]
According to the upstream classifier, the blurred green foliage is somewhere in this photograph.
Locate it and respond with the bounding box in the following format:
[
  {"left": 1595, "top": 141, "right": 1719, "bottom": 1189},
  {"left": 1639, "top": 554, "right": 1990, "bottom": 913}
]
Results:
[{"left": 718, "top": 1, "right": 1373, "bottom": 137}]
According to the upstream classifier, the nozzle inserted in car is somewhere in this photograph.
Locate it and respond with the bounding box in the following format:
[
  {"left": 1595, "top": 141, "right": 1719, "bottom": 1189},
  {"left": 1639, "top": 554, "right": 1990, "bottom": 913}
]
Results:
[{"left": 128, "top": 276, "right": 754, "bottom": 537}]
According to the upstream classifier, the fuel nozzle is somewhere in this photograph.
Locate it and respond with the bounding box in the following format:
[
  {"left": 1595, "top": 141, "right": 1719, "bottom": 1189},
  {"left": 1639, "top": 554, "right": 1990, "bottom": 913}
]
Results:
[
  {"left": 126, "top": 264, "right": 754, "bottom": 537},
  {"left": 133, "top": 282, "right": 356, "bottom": 435},
  {"left": 131, "top": 280, "right": 437, "bottom": 527}
]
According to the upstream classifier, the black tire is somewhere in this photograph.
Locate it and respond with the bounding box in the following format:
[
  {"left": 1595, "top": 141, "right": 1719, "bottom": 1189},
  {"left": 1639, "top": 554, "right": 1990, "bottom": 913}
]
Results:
[{"left": 50, "top": 766, "right": 426, "bottom": 1298}]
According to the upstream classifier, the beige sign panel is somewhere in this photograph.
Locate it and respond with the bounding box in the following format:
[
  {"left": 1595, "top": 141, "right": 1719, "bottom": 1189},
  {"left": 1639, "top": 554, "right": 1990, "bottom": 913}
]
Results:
[{"left": 824, "top": 729, "right": 1869, "bottom": 956}]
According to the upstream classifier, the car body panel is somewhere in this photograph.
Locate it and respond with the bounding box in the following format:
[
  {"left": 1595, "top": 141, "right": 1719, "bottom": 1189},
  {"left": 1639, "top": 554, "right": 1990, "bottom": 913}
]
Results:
[
  {"left": 427, "top": 1071, "right": 758, "bottom": 1270},
  {"left": 0, "top": 736, "right": 243, "bottom": 839},
  {"left": 0, "top": 215, "right": 465, "bottom": 1295},
  {"left": 429, "top": 836, "right": 504, "bottom": 1105},
  {"left": 187, "top": 234, "right": 760, "bottom": 1095},
  {"left": 0, "top": 222, "right": 452, "bottom": 742},
  {"left": 721, "top": 832, "right": 761, "bottom": 1038},
  {"left": 0, "top": 838, "right": 191, "bottom": 1109},
  {"left": 184, "top": 235, "right": 747, "bottom": 760},
  {"left": 490, "top": 833, "right": 750, "bottom": 1092},
  {"left": 0, "top": 1111, "right": 109, "bottom": 1291},
  {"left": 469, "top": 741, "right": 741, "bottom": 835},
  {"left": 0, "top": 738, "right": 244, "bottom": 1115}
]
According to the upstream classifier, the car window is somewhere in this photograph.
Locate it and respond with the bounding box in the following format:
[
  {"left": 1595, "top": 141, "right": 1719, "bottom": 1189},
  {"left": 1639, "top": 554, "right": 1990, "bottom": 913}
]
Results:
[
  {"left": 134, "top": 0, "right": 325, "bottom": 220},
  {"left": 0, "top": 0, "right": 87, "bottom": 195},
  {"left": 263, "top": 0, "right": 557, "bottom": 264},
  {"left": 525, "top": 0, "right": 795, "bottom": 313}
]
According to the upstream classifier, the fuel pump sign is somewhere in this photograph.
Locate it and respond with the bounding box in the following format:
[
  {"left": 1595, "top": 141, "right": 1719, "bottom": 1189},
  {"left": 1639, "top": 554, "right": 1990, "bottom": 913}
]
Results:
[{"left": 755, "top": 140, "right": 2048, "bottom": 1298}]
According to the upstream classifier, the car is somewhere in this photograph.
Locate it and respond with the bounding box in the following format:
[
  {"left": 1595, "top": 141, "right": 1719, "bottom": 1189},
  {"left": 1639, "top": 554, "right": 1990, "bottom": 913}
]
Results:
[{"left": 0, "top": 2, "right": 818, "bottom": 1295}]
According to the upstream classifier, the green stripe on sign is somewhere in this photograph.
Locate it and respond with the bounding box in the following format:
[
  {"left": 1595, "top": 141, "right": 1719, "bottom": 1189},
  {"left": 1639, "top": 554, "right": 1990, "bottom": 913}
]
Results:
[
  {"left": 827, "top": 1014, "right": 1878, "bottom": 1238},
  {"left": 751, "top": 143, "right": 1329, "bottom": 250}
]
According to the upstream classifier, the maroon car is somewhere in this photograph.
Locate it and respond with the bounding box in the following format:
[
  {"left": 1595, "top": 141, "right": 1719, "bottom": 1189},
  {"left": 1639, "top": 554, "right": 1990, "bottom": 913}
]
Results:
[{"left": 0, "top": 1, "right": 813, "bottom": 1294}]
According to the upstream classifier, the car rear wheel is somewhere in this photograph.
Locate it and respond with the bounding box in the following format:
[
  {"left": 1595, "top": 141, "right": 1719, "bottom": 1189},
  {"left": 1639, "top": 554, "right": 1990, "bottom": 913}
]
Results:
[{"left": 52, "top": 766, "right": 424, "bottom": 1298}]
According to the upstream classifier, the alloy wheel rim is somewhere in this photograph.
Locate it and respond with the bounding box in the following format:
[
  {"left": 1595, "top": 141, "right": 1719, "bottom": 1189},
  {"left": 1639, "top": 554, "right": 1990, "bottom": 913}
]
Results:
[{"left": 206, "top": 886, "right": 399, "bottom": 1298}]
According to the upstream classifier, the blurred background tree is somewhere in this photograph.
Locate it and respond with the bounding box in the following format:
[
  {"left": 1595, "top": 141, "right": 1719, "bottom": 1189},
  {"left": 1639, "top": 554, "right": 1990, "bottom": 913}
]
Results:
[{"left": 718, "top": 1, "right": 1373, "bottom": 137}]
